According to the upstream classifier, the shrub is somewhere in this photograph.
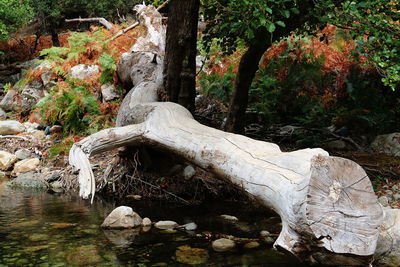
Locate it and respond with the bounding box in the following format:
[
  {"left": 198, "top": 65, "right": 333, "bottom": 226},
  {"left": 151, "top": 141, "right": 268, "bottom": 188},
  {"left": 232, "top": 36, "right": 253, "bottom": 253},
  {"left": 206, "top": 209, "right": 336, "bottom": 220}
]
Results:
[{"left": 36, "top": 80, "right": 100, "bottom": 135}]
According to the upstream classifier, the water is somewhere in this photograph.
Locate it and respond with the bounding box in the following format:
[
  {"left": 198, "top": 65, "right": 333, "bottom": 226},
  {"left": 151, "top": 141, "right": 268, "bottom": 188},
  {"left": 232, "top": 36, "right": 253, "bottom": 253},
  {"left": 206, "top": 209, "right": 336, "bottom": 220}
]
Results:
[{"left": 0, "top": 179, "right": 310, "bottom": 266}]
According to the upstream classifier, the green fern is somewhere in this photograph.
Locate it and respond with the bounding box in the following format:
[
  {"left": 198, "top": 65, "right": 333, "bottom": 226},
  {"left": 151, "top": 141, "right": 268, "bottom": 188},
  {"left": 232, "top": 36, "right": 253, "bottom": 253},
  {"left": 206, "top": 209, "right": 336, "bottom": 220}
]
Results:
[
  {"left": 98, "top": 52, "right": 116, "bottom": 84},
  {"left": 36, "top": 81, "right": 100, "bottom": 135},
  {"left": 40, "top": 47, "right": 69, "bottom": 63}
]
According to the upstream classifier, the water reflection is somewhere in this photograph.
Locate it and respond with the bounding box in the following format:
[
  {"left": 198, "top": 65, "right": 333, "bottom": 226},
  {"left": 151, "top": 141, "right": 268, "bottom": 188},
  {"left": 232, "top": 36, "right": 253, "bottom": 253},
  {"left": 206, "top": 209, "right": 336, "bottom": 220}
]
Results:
[{"left": 0, "top": 178, "right": 310, "bottom": 266}]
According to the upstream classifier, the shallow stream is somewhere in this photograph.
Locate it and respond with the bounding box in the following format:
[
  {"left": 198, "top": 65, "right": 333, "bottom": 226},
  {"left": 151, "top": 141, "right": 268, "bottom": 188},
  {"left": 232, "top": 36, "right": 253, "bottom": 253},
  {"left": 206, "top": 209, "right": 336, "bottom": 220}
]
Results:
[{"left": 0, "top": 178, "right": 314, "bottom": 266}]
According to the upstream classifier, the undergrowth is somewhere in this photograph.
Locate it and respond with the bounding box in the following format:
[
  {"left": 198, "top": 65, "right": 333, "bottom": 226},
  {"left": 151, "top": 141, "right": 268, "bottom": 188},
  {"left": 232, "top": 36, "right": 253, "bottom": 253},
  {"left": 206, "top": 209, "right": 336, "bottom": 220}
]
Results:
[{"left": 198, "top": 27, "right": 400, "bottom": 147}]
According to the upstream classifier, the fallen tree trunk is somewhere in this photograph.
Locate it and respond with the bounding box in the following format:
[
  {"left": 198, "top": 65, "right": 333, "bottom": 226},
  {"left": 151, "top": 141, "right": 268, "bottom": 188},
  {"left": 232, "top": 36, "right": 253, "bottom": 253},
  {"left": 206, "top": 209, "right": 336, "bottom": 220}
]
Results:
[
  {"left": 70, "top": 101, "right": 383, "bottom": 265},
  {"left": 68, "top": 3, "right": 400, "bottom": 266}
]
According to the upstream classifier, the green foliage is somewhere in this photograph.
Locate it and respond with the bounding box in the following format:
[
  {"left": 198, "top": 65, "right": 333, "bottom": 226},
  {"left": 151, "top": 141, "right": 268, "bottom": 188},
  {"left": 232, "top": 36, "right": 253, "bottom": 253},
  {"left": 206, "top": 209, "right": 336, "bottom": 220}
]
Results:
[
  {"left": 249, "top": 41, "right": 335, "bottom": 126},
  {"left": 316, "top": 0, "right": 400, "bottom": 89},
  {"left": 49, "top": 139, "right": 74, "bottom": 159},
  {"left": 0, "top": 0, "right": 33, "bottom": 40},
  {"left": 37, "top": 81, "right": 100, "bottom": 135},
  {"left": 202, "top": 0, "right": 400, "bottom": 89},
  {"left": 40, "top": 47, "right": 69, "bottom": 63},
  {"left": 198, "top": 66, "right": 235, "bottom": 105},
  {"left": 3, "top": 83, "right": 12, "bottom": 92},
  {"left": 98, "top": 53, "right": 116, "bottom": 84},
  {"left": 28, "top": 0, "right": 144, "bottom": 34}
]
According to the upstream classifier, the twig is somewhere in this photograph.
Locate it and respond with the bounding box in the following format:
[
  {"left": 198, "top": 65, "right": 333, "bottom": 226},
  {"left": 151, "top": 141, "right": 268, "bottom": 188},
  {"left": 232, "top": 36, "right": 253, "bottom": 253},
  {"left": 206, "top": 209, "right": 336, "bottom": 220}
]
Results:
[
  {"left": 0, "top": 135, "right": 31, "bottom": 141},
  {"left": 329, "top": 132, "right": 364, "bottom": 151},
  {"left": 127, "top": 174, "right": 190, "bottom": 204},
  {"left": 65, "top": 17, "right": 113, "bottom": 30}
]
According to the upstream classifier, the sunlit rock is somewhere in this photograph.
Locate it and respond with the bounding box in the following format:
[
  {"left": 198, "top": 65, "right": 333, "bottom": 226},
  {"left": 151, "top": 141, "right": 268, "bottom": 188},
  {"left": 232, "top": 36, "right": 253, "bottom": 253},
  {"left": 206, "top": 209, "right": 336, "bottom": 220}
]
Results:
[{"left": 101, "top": 206, "right": 142, "bottom": 229}]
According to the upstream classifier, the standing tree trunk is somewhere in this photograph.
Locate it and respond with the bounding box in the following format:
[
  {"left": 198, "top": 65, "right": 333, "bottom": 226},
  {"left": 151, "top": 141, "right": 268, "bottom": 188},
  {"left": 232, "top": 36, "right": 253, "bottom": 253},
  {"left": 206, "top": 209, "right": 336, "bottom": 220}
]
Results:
[
  {"left": 164, "top": 0, "right": 200, "bottom": 113},
  {"left": 224, "top": 40, "right": 269, "bottom": 134},
  {"left": 224, "top": 4, "right": 316, "bottom": 134}
]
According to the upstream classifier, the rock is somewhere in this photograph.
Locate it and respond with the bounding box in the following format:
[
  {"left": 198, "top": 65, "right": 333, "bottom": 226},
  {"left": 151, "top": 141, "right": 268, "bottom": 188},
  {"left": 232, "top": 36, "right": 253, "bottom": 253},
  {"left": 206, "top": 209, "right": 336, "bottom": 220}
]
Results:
[
  {"left": 13, "top": 158, "right": 38, "bottom": 175},
  {"left": 20, "top": 80, "right": 45, "bottom": 115},
  {"left": 325, "top": 140, "right": 347, "bottom": 150},
  {"left": 212, "top": 238, "right": 235, "bottom": 252},
  {"left": 0, "top": 89, "right": 18, "bottom": 111},
  {"left": 183, "top": 165, "right": 196, "bottom": 180},
  {"left": 101, "top": 206, "right": 142, "bottom": 229},
  {"left": 0, "top": 120, "right": 25, "bottom": 135},
  {"left": 180, "top": 222, "right": 197, "bottom": 231},
  {"left": 142, "top": 217, "right": 152, "bottom": 227},
  {"left": 7, "top": 172, "right": 48, "bottom": 190},
  {"left": 175, "top": 245, "right": 209, "bottom": 265},
  {"left": 154, "top": 220, "right": 178, "bottom": 230},
  {"left": 32, "top": 130, "right": 46, "bottom": 140},
  {"left": 29, "top": 233, "right": 48, "bottom": 242},
  {"left": 69, "top": 64, "right": 99, "bottom": 80},
  {"left": 374, "top": 208, "right": 400, "bottom": 266},
  {"left": 0, "top": 171, "right": 6, "bottom": 180},
  {"left": 66, "top": 245, "right": 102, "bottom": 266},
  {"left": 23, "top": 122, "right": 39, "bottom": 133},
  {"left": 15, "top": 149, "right": 32, "bottom": 160},
  {"left": 160, "top": 229, "right": 177, "bottom": 234},
  {"left": 34, "top": 60, "right": 52, "bottom": 70},
  {"left": 220, "top": 214, "right": 238, "bottom": 221},
  {"left": 51, "top": 223, "right": 75, "bottom": 229},
  {"left": 101, "top": 83, "right": 119, "bottom": 102},
  {"left": 50, "top": 181, "right": 63, "bottom": 190},
  {"left": 393, "top": 185, "right": 399, "bottom": 192},
  {"left": 263, "top": 236, "right": 275, "bottom": 245},
  {"left": 394, "top": 194, "right": 400, "bottom": 201},
  {"left": 0, "top": 151, "right": 18, "bottom": 170},
  {"left": 0, "top": 108, "right": 6, "bottom": 119},
  {"left": 371, "top": 133, "right": 400, "bottom": 156},
  {"left": 260, "top": 230, "right": 271, "bottom": 237},
  {"left": 49, "top": 125, "right": 62, "bottom": 134},
  {"left": 244, "top": 241, "right": 260, "bottom": 249}
]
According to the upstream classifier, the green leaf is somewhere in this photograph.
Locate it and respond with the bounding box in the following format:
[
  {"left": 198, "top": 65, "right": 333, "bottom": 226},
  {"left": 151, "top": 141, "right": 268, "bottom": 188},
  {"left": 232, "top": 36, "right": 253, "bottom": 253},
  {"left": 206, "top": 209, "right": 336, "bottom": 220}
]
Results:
[
  {"left": 276, "top": 21, "right": 286, "bottom": 28},
  {"left": 290, "top": 7, "right": 300, "bottom": 14},
  {"left": 282, "top": 10, "right": 290, "bottom": 18},
  {"left": 267, "top": 23, "right": 276, "bottom": 33}
]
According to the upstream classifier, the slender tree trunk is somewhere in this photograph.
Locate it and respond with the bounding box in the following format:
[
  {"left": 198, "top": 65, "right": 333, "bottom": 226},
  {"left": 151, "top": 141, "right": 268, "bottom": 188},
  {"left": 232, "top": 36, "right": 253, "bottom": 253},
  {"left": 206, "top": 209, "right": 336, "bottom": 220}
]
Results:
[
  {"left": 224, "top": 42, "right": 268, "bottom": 133},
  {"left": 164, "top": 0, "right": 200, "bottom": 113},
  {"left": 224, "top": 3, "right": 316, "bottom": 133}
]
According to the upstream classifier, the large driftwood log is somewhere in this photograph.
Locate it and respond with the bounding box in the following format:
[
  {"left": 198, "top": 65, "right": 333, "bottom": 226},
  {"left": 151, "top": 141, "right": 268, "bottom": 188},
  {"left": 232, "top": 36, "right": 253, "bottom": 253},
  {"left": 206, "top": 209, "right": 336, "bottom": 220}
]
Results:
[
  {"left": 70, "top": 101, "right": 383, "bottom": 264},
  {"left": 68, "top": 4, "right": 400, "bottom": 266}
]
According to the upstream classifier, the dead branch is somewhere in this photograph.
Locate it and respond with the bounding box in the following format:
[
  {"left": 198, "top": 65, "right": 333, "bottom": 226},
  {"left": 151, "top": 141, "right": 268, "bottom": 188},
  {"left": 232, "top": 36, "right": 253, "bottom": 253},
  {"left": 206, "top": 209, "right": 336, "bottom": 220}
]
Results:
[
  {"left": 109, "top": 0, "right": 169, "bottom": 42},
  {"left": 65, "top": 17, "right": 113, "bottom": 30}
]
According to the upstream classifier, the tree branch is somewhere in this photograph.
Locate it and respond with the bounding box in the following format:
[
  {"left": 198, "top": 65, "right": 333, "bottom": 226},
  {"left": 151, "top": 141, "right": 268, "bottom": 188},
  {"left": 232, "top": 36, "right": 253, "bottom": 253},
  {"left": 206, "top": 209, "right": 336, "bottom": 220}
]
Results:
[{"left": 65, "top": 17, "right": 113, "bottom": 30}]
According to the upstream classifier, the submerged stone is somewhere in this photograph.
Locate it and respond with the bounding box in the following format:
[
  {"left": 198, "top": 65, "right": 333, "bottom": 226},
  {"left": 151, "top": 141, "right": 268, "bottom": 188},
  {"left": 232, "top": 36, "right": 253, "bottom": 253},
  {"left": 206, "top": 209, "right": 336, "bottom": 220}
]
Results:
[
  {"left": 66, "top": 245, "right": 102, "bottom": 266},
  {"left": 7, "top": 172, "right": 48, "bottom": 191},
  {"left": 220, "top": 214, "right": 238, "bottom": 221},
  {"left": 175, "top": 245, "right": 209, "bottom": 265},
  {"left": 212, "top": 238, "right": 235, "bottom": 252},
  {"left": 29, "top": 233, "right": 49, "bottom": 242},
  {"left": 154, "top": 220, "right": 177, "bottom": 230},
  {"left": 244, "top": 241, "right": 260, "bottom": 249}
]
